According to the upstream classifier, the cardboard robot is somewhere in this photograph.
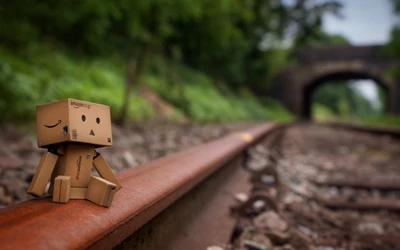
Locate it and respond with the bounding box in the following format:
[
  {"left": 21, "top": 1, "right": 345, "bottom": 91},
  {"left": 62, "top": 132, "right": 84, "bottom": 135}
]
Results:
[{"left": 28, "top": 98, "right": 122, "bottom": 207}]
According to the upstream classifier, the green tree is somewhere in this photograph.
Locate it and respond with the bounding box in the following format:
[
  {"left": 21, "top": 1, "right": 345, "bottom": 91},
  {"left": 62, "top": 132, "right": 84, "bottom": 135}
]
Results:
[
  {"left": 386, "top": 0, "right": 400, "bottom": 56},
  {"left": 169, "top": 0, "right": 342, "bottom": 91},
  {"left": 0, "top": 0, "right": 345, "bottom": 123},
  {"left": 313, "top": 81, "right": 381, "bottom": 117}
]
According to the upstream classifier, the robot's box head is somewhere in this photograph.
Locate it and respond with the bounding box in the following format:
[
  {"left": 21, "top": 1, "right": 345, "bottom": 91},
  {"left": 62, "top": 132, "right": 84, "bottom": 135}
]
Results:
[{"left": 36, "top": 98, "right": 112, "bottom": 148}]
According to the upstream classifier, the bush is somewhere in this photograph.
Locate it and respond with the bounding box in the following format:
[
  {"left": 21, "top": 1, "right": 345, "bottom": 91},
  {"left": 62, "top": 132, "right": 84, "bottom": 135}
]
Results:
[
  {"left": 0, "top": 44, "right": 154, "bottom": 122},
  {"left": 144, "top": 58, "right": 293, "bottom": 122}
]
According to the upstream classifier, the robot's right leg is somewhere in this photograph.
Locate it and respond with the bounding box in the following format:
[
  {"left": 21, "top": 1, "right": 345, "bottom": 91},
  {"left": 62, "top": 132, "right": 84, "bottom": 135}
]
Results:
[{"left": 53, "top": 176, "right": 71, "bottom": 203}]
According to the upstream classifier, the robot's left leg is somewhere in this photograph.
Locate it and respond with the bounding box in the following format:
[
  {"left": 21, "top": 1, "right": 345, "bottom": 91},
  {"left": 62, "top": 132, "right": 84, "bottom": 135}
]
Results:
[{"left": 86, "top": 176, "right": 117, "bottom": 207}]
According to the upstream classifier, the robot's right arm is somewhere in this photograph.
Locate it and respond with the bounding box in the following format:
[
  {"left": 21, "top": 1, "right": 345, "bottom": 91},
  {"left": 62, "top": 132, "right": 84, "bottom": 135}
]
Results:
[{"left": 27, "top": 148, "right": 61, "bottom": 197}]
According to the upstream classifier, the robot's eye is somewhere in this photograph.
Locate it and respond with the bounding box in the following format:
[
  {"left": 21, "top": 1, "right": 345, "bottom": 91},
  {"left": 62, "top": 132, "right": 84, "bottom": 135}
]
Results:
[
  {"left": 96, "top": 117, "right": 100, "bottom": 124},
  {"left": 82, "top": 115, "right": 86, "bottom": 122}
]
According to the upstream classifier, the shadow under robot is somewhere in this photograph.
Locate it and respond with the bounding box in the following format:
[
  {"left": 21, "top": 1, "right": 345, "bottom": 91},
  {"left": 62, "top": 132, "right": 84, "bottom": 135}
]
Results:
[{"left": 28, "top": 98, "right": 122, "bottom": 207}]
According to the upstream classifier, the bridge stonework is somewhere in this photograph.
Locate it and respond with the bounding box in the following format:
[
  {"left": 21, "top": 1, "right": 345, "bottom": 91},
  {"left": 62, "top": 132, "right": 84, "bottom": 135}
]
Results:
[{"left": 269, "top": 45, "right": 400, "bottom": 118}]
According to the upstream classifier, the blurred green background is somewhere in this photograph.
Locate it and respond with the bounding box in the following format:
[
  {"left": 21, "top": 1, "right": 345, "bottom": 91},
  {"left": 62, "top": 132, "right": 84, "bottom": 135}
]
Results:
[{"left": 0, "top": 0, "right": 399, "bottom": 126}]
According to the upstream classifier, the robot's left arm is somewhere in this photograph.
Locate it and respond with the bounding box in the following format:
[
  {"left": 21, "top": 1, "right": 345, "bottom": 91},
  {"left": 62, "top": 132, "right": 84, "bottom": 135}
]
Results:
[{"left": 93, "top": 151, "right": 122, "bottom": 191}]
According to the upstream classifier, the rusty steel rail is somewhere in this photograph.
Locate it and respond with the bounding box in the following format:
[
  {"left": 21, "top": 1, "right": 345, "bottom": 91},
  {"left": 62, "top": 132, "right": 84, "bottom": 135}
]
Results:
[
  {"left": 0, "top": 122, "right": 283, "bottom": 250},
  {"left": 323, "top": 122, "right": 400, "bottom": 138}
]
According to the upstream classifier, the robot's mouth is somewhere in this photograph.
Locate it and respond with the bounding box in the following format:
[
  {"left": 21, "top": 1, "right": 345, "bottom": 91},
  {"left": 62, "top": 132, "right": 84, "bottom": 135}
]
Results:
[
  {"left": 44, "top": 120, "right": 61, "bottom": 128},
  {"left": 89, "top": 130, "right": 95, "bottom": 136}
]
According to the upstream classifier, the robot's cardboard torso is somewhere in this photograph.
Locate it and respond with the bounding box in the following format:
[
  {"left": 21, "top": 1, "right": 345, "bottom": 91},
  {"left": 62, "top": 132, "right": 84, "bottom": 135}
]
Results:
[{"left": 51, "top": 144, "right": 96, "bottom": 188}]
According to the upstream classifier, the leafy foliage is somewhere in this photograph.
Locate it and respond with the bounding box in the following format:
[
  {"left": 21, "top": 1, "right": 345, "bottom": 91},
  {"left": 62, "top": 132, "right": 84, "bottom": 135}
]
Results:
[
  {"left": 0, "top": 0, "right": 342, "bottom": 89},
  {"left": 0, "top": 0, "right": 346, "bottom": 123},
  {"left": 0, "top": 44, "right": 293, "bottom": 123},
  {"left": 144, "top": 57, "right": 293, "bottom": 122},
  {"left": 0, "top": 45, "right": 154, "bottom": 122},
  {"left": 386, "top": 0, "right": 400, "bottom": 58},
  {"left": 312, "top": 81, "right": 384, "bottom": 119}
]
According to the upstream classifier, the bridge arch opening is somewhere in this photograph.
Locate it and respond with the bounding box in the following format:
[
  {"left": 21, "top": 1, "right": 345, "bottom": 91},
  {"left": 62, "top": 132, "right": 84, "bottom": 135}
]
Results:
[{"left": 303, "top": 72, "right": 391, "bottom": 119}]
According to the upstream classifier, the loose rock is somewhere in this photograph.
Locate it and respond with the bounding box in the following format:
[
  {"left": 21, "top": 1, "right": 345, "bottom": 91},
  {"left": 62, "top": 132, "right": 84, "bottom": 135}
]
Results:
[
  {"left": 289, "top": 230, "right": 313, "bottom": 250},
  {"left": 358, "top": 222, "right": 384, "bottom": 235},
  {"left": 265, "top": 230, "right": 289, "bottom": 245},
  {"left": 253, "top": 211, "right": 288, "bottom": 232},
  {"left": 207, "top": 245, "right": 225, "bottom": 250},
  {"left": 235, "top": 193, "right": 249, "bottom": 203}
]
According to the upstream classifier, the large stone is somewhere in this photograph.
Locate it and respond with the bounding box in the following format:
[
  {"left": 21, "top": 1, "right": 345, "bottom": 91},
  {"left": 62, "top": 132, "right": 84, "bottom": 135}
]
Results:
[
  {"left": 206, "top": 246, "right": 225, "bottom": 250},
  {"left": 316, "top": 247, "right": 335, "bottom": 250},
  {"left": 251, "top": 233, "right": 273, "bottom": 248},
  {"left": 289, "top": 230, "right": 312, "bottom": 250},
  {"left": 238, "top": 228, "right": 272, "bottom": 250},
  {"left": 358, "top": 222, "right": 384, "bottom": 235},
  {"left": 253, "top": 211, "right": 288, "bottom": 232},
  {"left": 0, "top": 157, "right": 24, "bottom": 169},
  {"left": 265, "top": 230, "right": 290, "bottom": 245},
  {"left": 122, "top": 151, "right": 138, "bottom": 168},
  {"left": 235, "top": 192, "right": 249, "bottom": 203},
  {"left": 243, "top": 240, "right": 267, "bottom": 250}
]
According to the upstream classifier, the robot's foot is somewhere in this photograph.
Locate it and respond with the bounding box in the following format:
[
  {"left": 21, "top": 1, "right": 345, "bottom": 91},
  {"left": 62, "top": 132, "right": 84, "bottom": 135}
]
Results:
[
  {"left": 53, "top": 176, "right": 71, "bottom": 203},
  {"left": 86, "top": 176, "right": 117, "bottom": 207}
]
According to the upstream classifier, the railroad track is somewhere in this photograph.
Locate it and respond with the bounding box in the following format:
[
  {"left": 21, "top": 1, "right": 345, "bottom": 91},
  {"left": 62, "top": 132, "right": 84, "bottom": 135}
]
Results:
[
  {"left": 272, "top": 123, "right": 400, "bottom": 250},
  {"left": 0, "top": 123, "right": 284, "bottom": 250},
  {"left": 1, "top": 122, "right": 400, "bottom": 250}
]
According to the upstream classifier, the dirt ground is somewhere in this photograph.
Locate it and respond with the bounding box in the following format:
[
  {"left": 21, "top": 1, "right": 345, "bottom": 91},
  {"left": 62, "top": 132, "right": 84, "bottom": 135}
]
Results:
[{"left": 227, "top": 124, "right": 400, "bottom": 250}]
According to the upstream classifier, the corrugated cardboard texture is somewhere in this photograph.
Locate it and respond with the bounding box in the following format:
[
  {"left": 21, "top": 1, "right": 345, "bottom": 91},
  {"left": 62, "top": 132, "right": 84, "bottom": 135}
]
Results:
[
  {"left": 53, "top": 176, "right": 71, "bottom": 203},
  {"left": 36, "top": 99, "right": 69, "bottom": 147},
  {"left": 86, "top": 176, "right": 116, "bottom": 207},
  {"left": 27, "top": 151, "right": 58, "bottom": 196},
  {"left": 70, "top": 187, "right": 87, "bottom": 199},
  {"left": 54, "top": 144, "right": 95, "bottom": 187},
  {"left": 36, "top": 98, "right": 113, "bottom": 148},
  {"left": 93, "top": 154, "right": 122, "bottom": 191}
]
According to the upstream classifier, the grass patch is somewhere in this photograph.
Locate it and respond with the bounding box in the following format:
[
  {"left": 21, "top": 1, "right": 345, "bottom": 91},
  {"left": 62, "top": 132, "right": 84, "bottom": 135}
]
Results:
[
  {"left": 357, "top": 115, "right": 400, "bottom": 128},
  {"left": 313, "top": 104, "right": 400, "bottom": 129},
  {"left": 144, "top": 61, "right": 293, "bottom": 122},
  {"left": 0, "top": 44, "right": 154, "bottom": 122},
  {"left": 312, "top": 103, "right": 337, "bottom": 122}
]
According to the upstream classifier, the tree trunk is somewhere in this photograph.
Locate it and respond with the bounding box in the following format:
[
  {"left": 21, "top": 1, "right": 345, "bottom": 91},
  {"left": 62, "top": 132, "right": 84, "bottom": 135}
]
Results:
[
  {"left": 117, "top": 59, "right": 137, "bottom": 125},
  {"left": 117, "top": 43, "right": 152, "bottom": 125}
]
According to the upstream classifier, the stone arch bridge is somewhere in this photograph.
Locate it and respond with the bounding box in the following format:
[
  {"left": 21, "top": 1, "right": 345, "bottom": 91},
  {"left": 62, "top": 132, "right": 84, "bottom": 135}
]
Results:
[{"left": 269, "top": 45, "right": 400, "bottom": 118}]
